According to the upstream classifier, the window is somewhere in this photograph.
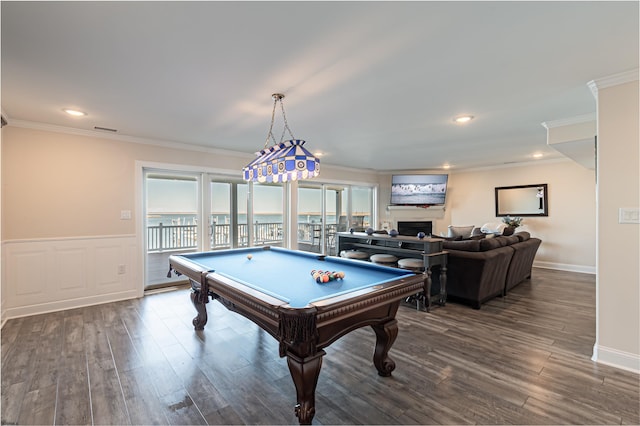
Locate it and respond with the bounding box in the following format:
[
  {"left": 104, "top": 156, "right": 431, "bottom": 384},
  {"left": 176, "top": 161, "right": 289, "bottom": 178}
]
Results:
[{"left": 297, "top": 183, "right": 375, "bottom": 255}]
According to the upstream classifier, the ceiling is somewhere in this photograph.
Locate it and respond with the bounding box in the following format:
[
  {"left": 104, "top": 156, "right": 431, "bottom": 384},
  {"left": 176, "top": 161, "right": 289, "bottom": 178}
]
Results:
[{"left": 2, "top": 1, "right": 638, "bottom": 172}]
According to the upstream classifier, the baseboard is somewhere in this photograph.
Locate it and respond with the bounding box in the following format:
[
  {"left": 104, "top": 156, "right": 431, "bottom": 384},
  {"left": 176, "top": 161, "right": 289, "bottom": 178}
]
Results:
[
  {"left": 592, "top": 344, "right": 640, "bottom": 374},
  {"left": 3, "top": 289, "right": 140, "bottom": 321},
  {"left": 533, "top": 260, "right": 596, "bottom": 275}
]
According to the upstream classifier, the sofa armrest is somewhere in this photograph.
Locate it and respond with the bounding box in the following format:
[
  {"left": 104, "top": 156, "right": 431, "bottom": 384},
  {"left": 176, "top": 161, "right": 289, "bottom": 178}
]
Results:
[
  {"left": 444, "top": 247, "right": 514, "bottom": 308},
  {"left": 505, "top": 238, "right": 542, "bottom": 292}
]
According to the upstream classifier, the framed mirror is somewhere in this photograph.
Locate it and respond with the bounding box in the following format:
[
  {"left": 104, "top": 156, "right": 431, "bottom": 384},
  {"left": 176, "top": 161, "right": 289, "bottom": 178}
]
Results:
[{"left": 495, "top": 184, "right": 548, "bottom": 217}]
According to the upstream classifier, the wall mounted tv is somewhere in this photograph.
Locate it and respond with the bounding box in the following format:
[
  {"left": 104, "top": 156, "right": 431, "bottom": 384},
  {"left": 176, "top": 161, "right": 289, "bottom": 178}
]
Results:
[{"left": 390, "top": 174, "right": 449, "bottom": 206}]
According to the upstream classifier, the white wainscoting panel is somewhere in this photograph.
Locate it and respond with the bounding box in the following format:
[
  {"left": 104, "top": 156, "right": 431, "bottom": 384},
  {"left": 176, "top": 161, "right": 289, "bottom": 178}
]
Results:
[
  {"left": 56, "top": 246, "right": 89, "bottom": 294},
  {"left": 2, "top": 235, "right": 141, "bottom": 319}
]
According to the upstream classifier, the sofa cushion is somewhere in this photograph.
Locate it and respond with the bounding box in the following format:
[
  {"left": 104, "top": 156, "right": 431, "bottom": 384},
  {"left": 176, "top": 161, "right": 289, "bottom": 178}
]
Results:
[
  {"left": 479, "top": 237, "right": 502, "bottom": 251},
  {"left": 514, "top": 231, "right": 531, "bottom": 242},
  {"left": 492, "top": 236, "right": 511, "bottom": 247},
  {"left": 469, "top": 234, "right": 486, "bottom": 240},
  {"left": 448, "top": 225, "right": 475, "bottom": 239},
  {"left": 443, "top": 239, "right": 481, "bottom": 252},
  {"left": 503, "top": 235, "right": 520, "bottom": 245}
]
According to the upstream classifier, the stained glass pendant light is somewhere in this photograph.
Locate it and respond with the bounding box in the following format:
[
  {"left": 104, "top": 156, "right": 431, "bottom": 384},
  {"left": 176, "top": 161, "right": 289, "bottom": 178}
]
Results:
[{"left": 242, "top": 94, "right": 320, "bottom": 183}]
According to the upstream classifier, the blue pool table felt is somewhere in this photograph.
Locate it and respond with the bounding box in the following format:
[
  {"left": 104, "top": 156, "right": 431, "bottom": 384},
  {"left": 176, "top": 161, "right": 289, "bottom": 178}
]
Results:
[{"left": 180, "top": 247, "right": 415, "bottom": 308}]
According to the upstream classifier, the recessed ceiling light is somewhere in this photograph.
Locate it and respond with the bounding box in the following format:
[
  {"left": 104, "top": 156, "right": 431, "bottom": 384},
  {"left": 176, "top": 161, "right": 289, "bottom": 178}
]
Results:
[
  {"left": 313, "top": 151, "right": 324, "bottom": 157},
  {"left": 453, "top": 115, "right": 474, "bottom": 124},
  {"left": 442, "top": 163, "right": 451, "bottom": 169},
  {"left": 533, "top": 153, "right": 543, "bottom": 159},
  {"left": 63, "top": 108, "right": 87, "bottom": 117}
]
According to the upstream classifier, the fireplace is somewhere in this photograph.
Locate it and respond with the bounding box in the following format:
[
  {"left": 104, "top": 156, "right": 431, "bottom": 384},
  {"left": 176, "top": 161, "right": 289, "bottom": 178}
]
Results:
[{"left": 397, "top": 221, "right": 432, "bottom": 237}]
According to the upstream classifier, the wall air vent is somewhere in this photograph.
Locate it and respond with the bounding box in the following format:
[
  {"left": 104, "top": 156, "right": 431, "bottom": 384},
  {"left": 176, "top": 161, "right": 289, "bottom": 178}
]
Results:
[{"left": 94, "top": 126, "right": 118, "bottom": 132}]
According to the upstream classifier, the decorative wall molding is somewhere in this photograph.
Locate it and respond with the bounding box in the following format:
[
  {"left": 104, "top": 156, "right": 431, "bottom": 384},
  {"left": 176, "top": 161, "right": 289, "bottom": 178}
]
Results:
[
  {"left": 2, "top": 235, "right": 141, "bottom": 320},
  {"left": 587, "top": 68, "right": 640, "bottom": 98},
  {"left": 540, "top": 113, "right": 596, "bottom": 129}
]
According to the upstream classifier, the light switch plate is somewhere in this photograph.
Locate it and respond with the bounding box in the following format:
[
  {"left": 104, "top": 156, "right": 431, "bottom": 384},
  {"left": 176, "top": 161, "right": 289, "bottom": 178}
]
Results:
[
  {"left": 120, "top": 210, "right": 132, "bottom": 220},
  {"left": 619, "top": 207, "right": 639, "bottom": 224}
]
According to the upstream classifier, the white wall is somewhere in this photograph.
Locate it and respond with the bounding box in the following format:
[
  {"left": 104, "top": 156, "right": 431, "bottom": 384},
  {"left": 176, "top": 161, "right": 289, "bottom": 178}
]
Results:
[
  {"left": 379, "top": 160, "right": 597, "bottom": 273},
  {"left": 592, "top": 74, "right": 639, "bottom": 373}
]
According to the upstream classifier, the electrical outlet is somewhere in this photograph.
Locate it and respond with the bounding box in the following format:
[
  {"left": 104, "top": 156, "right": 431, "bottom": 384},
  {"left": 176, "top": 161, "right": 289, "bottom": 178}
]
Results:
[
  {"left": 118, "top": 264, "right": 126, "bottom": 274},
  {"left": 120, "top": 210, "right": 132, "bottom": 220}
]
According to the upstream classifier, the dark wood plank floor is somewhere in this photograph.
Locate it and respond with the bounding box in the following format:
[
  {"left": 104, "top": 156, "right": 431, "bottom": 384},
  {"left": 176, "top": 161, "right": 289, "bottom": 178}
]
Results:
[{"left": 2, "top": 268, "right": 639, "bottom": 425}]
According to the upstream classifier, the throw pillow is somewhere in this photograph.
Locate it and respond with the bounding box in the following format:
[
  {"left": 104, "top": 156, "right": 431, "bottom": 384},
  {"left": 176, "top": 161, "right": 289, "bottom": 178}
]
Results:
[
  {"left": 480, "top": 222, "right": 507, "bottom": 234},
  {"left": 447, "top": 225, "right": 474, "bottom": 239},
  {"left": 471, "top": 226, "right": 484, "bottom": 237}
]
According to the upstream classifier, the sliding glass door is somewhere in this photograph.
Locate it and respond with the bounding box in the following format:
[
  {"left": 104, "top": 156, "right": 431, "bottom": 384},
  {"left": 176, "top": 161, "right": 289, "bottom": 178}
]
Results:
[
  {"left": 209, "top": 180, "right": 284, "bottom": 249},
  {"left": 144, "top": 171, "right": 201, "bottom": 288},
  {"left": 297, "top": 183, "right": 372, "bottom": 255},
  {"left": 252, "top": 184, "right": 284, "bottom": 247},
  {"left": 298, "top": 185, "right": 323, "bottom": 253}
]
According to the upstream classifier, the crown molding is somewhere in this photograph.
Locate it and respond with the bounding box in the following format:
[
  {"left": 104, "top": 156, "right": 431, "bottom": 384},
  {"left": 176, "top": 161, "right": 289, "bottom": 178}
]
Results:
[
  {"left": 587, "top": 68, "right": 639, "bottom": 99},
  {"left": 377, "top": 156, "right": 572, "bottom": 176},
  {"left": 6, "top": 119, "right": 375, "bottom": 176},
  {"left": 7, "top": 119, "right": 255, "bottom": 160},
  {"left": 541, "top": 113, "right": 596, "bottom": 129}
]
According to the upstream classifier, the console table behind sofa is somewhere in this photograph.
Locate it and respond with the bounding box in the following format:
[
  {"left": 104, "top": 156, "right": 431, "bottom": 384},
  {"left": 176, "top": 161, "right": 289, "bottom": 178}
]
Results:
[{"left": 335, "top": 232, "right": 448, "bottom": 310}]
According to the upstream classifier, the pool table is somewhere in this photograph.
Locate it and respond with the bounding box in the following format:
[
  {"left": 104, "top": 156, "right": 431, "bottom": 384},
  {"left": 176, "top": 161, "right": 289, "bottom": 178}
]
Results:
[{"left": 168, "top": 246, "right": 424, "bottom": 425}]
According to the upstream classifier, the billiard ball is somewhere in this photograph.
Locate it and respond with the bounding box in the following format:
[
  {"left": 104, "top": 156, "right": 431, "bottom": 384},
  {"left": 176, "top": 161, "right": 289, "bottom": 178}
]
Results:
[{"left": 247, "top": 254, "right": 253, "bottom": 260}]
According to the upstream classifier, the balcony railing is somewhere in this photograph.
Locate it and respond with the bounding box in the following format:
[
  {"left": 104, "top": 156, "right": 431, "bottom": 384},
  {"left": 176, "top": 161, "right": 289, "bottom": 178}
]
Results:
[{"left": 146, "top": 222, "right": 345, "bottom": 252}]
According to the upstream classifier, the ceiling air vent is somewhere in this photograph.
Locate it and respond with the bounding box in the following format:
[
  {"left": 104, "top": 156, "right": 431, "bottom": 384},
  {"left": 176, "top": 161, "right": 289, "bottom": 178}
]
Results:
[{"left": 94, "top": 126, "right": 118, "bottom": 132}]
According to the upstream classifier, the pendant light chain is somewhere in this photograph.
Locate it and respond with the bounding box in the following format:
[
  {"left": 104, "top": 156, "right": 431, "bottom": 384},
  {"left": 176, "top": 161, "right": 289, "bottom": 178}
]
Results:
[
  {"left": 264, "top": 93, "right": 295, "bottom": 149},
  {"left": 278, "top": 96, "right": 295, "bottom": 143},
  {"left": 264, "top": 96, "right": 279, "bottom": 149}
]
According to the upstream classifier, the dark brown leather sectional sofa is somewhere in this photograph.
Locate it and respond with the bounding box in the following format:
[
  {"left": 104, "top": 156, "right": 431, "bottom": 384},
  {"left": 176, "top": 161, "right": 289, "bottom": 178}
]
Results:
[{"left": 432, "top": 232, "right": 541, "bottom": 309}]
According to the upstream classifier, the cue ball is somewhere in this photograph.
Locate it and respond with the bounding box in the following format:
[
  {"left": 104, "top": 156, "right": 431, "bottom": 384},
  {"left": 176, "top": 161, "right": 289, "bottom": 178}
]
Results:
[{"left": 247, "top": 254, "right": 253, "bottom": 260}]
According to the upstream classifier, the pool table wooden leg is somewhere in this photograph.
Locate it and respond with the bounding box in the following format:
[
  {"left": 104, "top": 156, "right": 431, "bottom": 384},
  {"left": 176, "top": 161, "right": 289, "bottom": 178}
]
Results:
[
  {"left": 371, "top": 318, "right": 398, "bottom": 376},
  {"left": 190, "top": 289, "right": 208, "bottom": 330},
  {"left": 286, "top": 350, "right": 325, "bottom": 425}
]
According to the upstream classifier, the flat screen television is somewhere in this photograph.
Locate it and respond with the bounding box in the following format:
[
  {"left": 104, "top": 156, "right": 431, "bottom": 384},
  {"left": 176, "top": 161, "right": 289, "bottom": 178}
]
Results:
[{"left": 390, "top": 174, "right": 448, "bottom": 206}]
